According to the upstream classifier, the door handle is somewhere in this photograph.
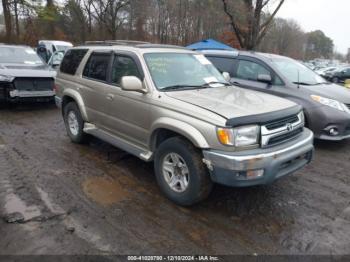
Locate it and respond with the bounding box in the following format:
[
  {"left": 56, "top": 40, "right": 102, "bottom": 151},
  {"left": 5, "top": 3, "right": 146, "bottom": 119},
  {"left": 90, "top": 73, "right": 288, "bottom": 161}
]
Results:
[{"left": 106, "top": 94, "right": 115, "bottom": 100}]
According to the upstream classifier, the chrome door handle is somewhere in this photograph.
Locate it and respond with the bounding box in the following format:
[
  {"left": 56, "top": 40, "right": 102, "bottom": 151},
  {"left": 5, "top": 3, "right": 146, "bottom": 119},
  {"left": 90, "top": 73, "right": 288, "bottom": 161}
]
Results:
[{"left": 106, "top": 94, "right": 114, "bottom": 100}]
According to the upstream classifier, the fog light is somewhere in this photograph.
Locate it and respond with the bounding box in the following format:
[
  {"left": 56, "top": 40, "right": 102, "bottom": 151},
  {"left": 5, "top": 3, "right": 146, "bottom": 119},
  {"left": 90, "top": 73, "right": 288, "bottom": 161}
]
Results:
[
  {"left": 324, "top": 126, "right": 339, "bottom": 136},
  {"left": 329, "top": 128, "right": 339, "bottom": 136},
  {"left": 236, "top": 169, "right": 264, "bottom": 180}
]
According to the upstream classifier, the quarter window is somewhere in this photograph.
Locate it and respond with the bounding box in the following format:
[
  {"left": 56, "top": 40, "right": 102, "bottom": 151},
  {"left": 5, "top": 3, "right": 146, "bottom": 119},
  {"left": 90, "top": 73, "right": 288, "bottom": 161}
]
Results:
[
  {"left": 83, "top": 53, "right": 111, "bottom": 81},
  {"left": 111, "top": 56, "right": 141, "bottom": 85},
  {"left": 60, "top": 49, "right": 88, "bottom": 75},
  {"left": 236, "top": 60, "right": 271, "bottom": 81}
]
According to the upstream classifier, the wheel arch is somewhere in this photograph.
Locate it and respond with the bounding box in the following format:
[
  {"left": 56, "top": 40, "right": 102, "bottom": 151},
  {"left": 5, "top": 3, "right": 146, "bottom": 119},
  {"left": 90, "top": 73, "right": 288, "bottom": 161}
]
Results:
[
  {"left": 150, "top": 118, "right": 210, "bottom": 151},
  {"left": 61, "top": 89, "right": 88, "bottom": 121}
]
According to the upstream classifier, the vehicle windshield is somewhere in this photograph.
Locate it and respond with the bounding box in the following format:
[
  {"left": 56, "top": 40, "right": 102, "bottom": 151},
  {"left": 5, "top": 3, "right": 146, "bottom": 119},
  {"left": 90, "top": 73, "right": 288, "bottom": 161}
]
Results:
[
  {"left": 55, "top": 45, "right": 70, "bottom": 51},
  {"left": 0, "top": 46, "right": 44, "bottom": 65},
  {"left": 271, "top": 57, "right": 327, "bottom": 85},
  {"left": 144, "top": 53, "right": 227, "bottom": 90}
]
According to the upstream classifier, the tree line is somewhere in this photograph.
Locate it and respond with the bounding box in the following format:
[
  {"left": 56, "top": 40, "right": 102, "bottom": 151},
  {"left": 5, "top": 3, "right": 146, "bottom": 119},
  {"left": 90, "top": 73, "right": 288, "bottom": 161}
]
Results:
[{"left": 0, "top": 0, "right": 339, "bottom": 61}]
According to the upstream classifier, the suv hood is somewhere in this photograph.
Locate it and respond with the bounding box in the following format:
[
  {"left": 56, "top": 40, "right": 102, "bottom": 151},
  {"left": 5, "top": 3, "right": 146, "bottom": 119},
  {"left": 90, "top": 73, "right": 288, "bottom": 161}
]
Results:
[
  {"left": 165, "top": 86, "right": 296, "bottom": 119},
  {"left": 0, "top": 63, "right": 56, "bottom": 78},
  {"left": 303, "top": 83, "right": 350, "bottom": 104}
]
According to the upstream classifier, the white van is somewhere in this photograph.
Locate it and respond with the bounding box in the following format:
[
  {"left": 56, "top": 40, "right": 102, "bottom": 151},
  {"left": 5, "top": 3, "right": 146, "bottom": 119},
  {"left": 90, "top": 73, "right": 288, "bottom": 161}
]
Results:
[{"left": 38, "top": 40, "right": 73, "bottom": 54}]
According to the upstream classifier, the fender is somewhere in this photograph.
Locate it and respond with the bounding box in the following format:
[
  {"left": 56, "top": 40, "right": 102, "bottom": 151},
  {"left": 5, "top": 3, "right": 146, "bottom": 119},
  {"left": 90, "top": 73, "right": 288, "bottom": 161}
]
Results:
[
  {"left": 62, "top": 89, "right": 89, "bottom": 121},
  {"left": 150, "top": 117, "right": 210, "bottom": 149}
]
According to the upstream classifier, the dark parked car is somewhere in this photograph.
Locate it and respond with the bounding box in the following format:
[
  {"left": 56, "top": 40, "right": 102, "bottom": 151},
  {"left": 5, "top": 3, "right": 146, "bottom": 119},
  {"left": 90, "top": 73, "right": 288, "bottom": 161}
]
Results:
[
  {"left": 323, "top": 66, "right": 350, "bottom": 83},
  {"left": 200, "top": 50, "right": 350, "bottom": 141},
  {"left": 0, "top": 44, "right": 56, "bottom": 104}
]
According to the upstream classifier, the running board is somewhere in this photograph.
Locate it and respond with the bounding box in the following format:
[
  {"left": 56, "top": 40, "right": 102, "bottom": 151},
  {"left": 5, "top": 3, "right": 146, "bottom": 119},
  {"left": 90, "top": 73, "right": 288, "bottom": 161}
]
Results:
[{"left": 83, "top": 123, "right": 153, "bottom": 161}]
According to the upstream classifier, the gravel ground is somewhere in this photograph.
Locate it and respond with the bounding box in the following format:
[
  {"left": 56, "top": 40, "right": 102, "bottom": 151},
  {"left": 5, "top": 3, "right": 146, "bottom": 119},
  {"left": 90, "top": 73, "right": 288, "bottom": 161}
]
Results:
[{"left": 0, "top": 103, "right": 350, "bottom": 256}]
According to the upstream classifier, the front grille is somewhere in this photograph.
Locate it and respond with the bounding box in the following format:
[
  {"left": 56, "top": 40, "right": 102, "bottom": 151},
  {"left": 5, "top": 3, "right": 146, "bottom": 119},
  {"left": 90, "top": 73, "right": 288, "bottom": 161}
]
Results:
[
  {"left": 261, "top": 113, "right": 303, "bottom": 147},
  {"left": 13, "top": 77, "right": 54, "bottom": 91},
  {"left": 267, "top": 127, "right": 303, "bottom": 146},
  {"left": 265, "top": 114, "right": 299, "bottom": 130}
]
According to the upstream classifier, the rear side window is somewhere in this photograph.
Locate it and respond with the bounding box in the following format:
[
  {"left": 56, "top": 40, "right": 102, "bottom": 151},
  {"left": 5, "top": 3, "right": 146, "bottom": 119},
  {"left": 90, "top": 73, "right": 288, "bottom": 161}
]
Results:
[
  {"left": 111, "top": 56, "right": 141, "bottom": 85},
  {"left": 83, "top": 53, "right": 111, "bottom": 81},
  {"left": 60, "top": 49, "right": 88, "bottom": 75},
  {"left": 206, "top": 56, "right": 236, "bottom": 76},
  {"left": 236, "top": 60, "right": 270, "bottom": 81}
]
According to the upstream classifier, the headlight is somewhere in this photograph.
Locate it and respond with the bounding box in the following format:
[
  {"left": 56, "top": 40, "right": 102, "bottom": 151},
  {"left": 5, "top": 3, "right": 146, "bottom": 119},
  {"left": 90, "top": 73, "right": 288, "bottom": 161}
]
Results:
[
  {"left": 217, "top": 125, "right": 259, "bottom": 147},
  {"left": 0, "top": 74, "right": 15, "bottom": 82},
  {"left": 311, "top": 95, "right": 350, "bottom": 113}
]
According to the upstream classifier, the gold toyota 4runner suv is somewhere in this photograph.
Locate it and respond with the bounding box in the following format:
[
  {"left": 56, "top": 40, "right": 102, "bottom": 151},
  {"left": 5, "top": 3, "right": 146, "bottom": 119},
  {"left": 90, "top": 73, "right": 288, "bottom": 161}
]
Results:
[{"left": 55, "top": 40, "right": 314, "bottom": 206}]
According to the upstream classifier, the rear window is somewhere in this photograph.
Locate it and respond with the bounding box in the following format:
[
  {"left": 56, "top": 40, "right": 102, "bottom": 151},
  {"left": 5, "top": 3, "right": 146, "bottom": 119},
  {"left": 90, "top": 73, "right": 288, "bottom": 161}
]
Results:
[
  {"left": 83, "top": 53, "right": 111, "bottom": 81},
  {"left": 60, "top": 49, "right": 88, "bottom": 75}
]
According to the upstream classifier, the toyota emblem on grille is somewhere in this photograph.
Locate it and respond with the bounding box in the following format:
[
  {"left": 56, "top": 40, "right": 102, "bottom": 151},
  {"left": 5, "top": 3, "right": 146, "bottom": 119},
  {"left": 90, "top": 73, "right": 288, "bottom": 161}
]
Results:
[{"left": 286, "top": 123, "right": 293, "bottom": 131}]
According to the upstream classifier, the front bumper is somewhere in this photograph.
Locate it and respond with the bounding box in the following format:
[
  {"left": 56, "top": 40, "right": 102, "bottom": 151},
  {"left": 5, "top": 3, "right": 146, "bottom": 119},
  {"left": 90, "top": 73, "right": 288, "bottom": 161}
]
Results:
[
  {"left": 306, "top": 105, "right": 350, "bottom": 140},
  {"left": 9, "top": 90, "right": 55, "bottom": 98},
  {"left": 202, "top": 129, "right": 314, "bottom": 187}
]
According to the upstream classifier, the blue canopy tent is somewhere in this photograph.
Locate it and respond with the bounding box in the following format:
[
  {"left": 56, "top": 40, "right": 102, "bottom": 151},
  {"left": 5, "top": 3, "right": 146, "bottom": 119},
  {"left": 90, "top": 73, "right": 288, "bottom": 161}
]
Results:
[{"left": 186, "top": 39, "right": 235, "bottom": 51}]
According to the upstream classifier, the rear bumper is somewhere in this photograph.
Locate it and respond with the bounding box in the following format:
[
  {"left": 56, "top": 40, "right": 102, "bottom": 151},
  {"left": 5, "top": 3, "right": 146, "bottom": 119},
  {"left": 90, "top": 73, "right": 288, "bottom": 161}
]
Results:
[{"left": 202, "top": 129, "right": 314, "bottom": 187}]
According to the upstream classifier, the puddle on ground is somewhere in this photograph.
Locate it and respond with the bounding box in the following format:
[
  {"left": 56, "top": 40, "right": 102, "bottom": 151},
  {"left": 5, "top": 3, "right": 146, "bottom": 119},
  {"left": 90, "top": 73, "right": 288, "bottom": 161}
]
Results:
[
  {"left": 82, "top": 176, "right": 129, "bottom": 206},
  {"left": 4, "top": 193, "right": 41, "bottom": 221}
]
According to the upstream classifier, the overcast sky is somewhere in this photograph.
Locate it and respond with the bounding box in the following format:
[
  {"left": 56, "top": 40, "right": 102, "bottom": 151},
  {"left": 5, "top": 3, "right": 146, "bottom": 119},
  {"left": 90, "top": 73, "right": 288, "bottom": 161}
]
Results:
[{"left": 277, "top": 0, "right": 349, "bottom": 54}]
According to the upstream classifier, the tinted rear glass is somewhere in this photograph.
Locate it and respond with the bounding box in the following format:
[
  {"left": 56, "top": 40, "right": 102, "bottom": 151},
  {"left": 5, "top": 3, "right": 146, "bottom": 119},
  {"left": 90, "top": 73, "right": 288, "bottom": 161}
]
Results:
[
  {"left": 83, "top": 53, "right": 111, "bottom": 81},
  {"left": 60, "top": 49, "right": 88, "bottom": 75}
]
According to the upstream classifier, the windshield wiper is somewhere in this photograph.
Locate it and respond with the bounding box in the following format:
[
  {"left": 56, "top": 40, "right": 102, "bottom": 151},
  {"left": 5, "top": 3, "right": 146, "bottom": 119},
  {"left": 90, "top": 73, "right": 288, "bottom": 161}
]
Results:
[
  {"left": 161, "top": 85, "right": 207, "bottom": 91},
  {"left": 161, "top": 82, "right": 230, "bottom": 91},
  {"left": 293, "top": 82, "right": 313, "bottom": 86}
]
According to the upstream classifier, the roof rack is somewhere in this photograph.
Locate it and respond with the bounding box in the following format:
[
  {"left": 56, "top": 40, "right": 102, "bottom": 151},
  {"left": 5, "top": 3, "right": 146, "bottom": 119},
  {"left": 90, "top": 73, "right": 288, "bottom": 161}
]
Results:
[
  {"left": 137, "top": 44, "right": 188, "bottom": 50},
  {"left": 84, "top": 40, "right": 150, "bottom": 46}
]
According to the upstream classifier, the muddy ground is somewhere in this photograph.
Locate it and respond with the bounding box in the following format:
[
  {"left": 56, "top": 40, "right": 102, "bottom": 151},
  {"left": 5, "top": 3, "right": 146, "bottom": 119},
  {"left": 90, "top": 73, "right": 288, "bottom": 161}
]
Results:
[{"left": 0, "top": 103, "right": 350, "bottom": 256}]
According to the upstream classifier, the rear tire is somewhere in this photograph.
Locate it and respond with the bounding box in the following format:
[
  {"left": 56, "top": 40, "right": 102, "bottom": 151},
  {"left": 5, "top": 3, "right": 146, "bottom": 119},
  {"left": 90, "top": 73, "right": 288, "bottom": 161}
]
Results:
[
  {"left": 63, "top": 102, "right": 88, "bottom": 143},
  {"left": 154, "top": 137, "right": 213, "bottom": 206}
]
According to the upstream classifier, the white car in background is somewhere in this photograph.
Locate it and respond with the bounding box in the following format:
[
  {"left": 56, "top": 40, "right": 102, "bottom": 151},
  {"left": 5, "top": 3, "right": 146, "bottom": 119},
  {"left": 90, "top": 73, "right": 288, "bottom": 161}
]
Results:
[{"left": 38, "top": 40, "right": 73, "bottom": 55}]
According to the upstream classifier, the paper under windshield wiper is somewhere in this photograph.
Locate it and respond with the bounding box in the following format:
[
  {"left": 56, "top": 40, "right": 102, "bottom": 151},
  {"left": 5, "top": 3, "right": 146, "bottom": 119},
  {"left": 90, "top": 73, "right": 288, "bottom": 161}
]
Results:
[{"left": 203, "top": 81, "right": 231, "bottom": 87}]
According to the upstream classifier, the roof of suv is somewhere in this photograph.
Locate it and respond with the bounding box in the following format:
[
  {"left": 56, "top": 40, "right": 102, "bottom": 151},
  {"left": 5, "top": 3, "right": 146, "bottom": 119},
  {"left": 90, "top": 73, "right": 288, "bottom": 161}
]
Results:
[{"left": 78, "top": 40, "right": 192, "bottom": 54}]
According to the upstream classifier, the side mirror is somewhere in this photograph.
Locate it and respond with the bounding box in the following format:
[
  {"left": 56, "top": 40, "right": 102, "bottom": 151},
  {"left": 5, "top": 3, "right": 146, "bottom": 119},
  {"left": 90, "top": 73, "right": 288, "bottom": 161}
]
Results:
[
  {"left": 120, "top": 76, "right": 146, "bottom": 93},
  {"left": 222, "top": 72, "right": 231, "bottom": 82},
  {"left": 257, "top": 74, "right": 272, "bottom": 84}
]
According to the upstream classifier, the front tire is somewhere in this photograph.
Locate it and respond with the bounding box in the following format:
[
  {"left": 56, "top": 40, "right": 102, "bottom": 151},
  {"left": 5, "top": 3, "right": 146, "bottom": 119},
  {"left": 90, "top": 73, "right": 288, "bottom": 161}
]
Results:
[
  {"left": 63, "top": 102, "right": 88, "bottom": 143},
  {"left": 154, "top": 137, "right": 213, "bottom": 206}
]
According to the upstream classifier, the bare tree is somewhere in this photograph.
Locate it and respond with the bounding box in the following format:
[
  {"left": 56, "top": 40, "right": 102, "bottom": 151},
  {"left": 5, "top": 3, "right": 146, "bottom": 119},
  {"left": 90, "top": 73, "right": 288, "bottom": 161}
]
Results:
[
  {"left": 221, "top": 0, "right": 285, "bottom": 50},
  {"left": 2, "top": 0, "right": 13, "bottom": 41},
  {"left": 91, "top": 0, "right": 129, "bottom": 39}
]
